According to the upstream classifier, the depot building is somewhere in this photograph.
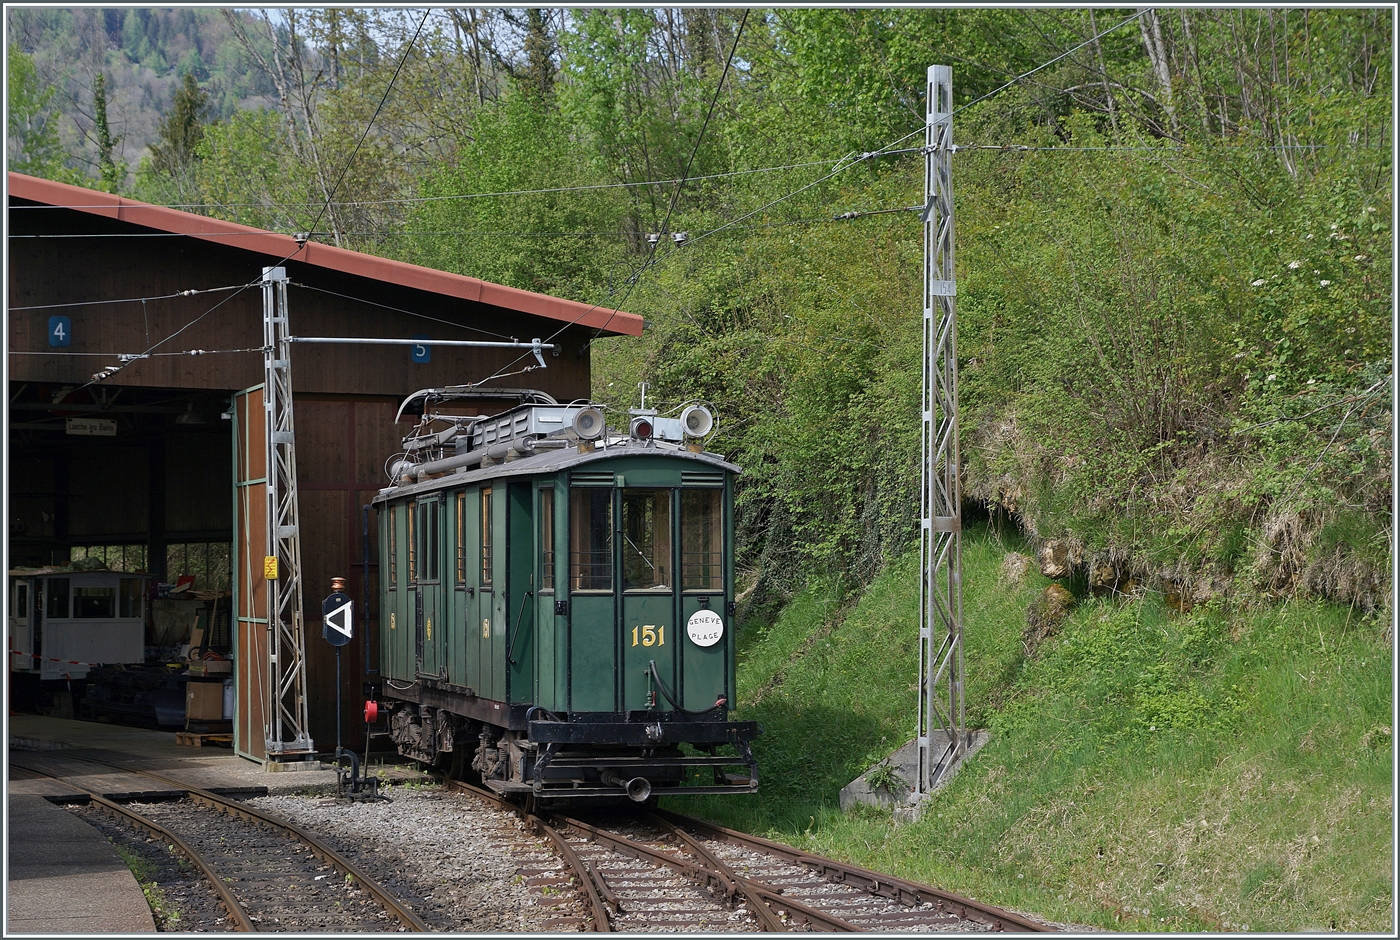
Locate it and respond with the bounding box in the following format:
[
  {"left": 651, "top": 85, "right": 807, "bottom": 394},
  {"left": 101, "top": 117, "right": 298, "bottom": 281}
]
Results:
[{"left": 6, "top": 172, "right": 641, "bottom": 760}]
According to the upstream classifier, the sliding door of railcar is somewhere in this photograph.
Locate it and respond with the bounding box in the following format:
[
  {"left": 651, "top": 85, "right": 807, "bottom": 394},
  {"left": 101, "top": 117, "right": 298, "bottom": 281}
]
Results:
[
  {"left": 534, "top": 483, "right": 564, "bottom": 711},
  {"left": 456, "top": 487, "right": 488, "bottom": 697},
  {"left": 449, "top": 490, "right": 469, "bottom": 691},
  {"left": 414, "top": 497, "right": 442, "bottom": 679},
  {"left": 479, "top": 485, "right": 504, "bottom": 701},
  {"left": 620, "top": 487, "right": 677, "bottom": 713},
  {"left": 505, "top": 482, "right": 536, "bottom": 703},
  {"left": 382, "top": 503, "right": 410, "bottom": 680},
  {"left": 568, "top": 480, "right": 616, "bottom": 712}
]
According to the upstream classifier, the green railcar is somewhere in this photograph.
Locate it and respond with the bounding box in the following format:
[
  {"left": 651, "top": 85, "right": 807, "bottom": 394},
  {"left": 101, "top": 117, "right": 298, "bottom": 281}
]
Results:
[{"left": 372, "top": 397, "right": 759, "bottom": 801}]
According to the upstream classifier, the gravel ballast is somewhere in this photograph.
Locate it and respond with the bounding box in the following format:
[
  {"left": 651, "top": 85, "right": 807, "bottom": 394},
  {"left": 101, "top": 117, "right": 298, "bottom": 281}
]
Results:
[{"left": 245, "top": 783, "right": 586, "bottom": 932}]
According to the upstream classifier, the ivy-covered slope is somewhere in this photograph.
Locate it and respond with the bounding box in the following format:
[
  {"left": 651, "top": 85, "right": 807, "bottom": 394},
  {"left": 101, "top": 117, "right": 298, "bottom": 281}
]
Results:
[{"left": 671, "top": 527, "right": 1393, "bottom": 933}]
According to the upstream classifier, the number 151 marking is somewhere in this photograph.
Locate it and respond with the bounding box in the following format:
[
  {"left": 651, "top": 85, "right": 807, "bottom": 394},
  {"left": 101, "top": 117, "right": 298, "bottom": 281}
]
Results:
[{"left": 631, "top": 624, "right": 665, "bottom": 647}]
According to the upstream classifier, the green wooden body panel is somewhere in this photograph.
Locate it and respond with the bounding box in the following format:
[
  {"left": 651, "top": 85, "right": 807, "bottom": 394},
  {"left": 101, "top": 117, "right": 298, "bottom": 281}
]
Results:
[
  {"left": 569, "top": 593, "right": 616, "bottom": 711},
  {"left": 463, "top": 488, "right": 484, "bottom": 692},
  {"left": 387, "top": 506, "right": 412, "bottom": 679},
  {"left": 485, "top": 486, "right": 507, "bottom": 701},
  {"left": 446, "top": 493, "right": 468, "bottom": 689},
  {"left": 622, "top": 593, "right": 675, "bottom": 712},
  {"left": 681, "top": 595, "right": 728, "bottom": 709}
]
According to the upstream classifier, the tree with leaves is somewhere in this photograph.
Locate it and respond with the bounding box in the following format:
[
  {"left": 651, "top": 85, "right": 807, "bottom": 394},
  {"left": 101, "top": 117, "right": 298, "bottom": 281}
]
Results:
[
  {"left": 149, "top": 71, "right": 212, "bottom": 175},
  {"left": 7, "top": 43, "right": 73, "bottom": 180},
  {"left": 90, "top": 72, "right": 125, "bottom": 193}
]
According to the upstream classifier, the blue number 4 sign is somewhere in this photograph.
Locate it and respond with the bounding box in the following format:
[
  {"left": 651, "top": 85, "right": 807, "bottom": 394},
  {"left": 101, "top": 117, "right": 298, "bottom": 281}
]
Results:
[{"left": 49, "top": 316, "right": 71, "bottom": 348}]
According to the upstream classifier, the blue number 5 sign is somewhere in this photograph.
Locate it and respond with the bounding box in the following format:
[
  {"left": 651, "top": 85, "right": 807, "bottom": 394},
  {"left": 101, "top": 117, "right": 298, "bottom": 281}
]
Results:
[
  {"left": 411, "top": 333, "right": 431, "bottom": 363},
  {"left": 49, "top": 316, "right": 71, "bottom": 347}
]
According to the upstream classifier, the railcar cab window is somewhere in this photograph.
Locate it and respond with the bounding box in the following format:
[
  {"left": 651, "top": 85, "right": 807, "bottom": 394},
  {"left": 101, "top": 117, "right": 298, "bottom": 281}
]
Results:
[
  {"left": 416, "top": 498, "right": 439, "bottom": 582},
  {"left": 539, "top": 487, "right": 555, "bottom": 593},
  {"left": 570, "top": 488, "right": 612, "bottom": 591},
  {"left": 480, "top": 487, "right": 493, "bottom": 588},
  {"left": 622, "top": 489, "right": 671, "bottom": 591},
  {"left": 681, "top": 489, "right": 724, "bottom": 591}
]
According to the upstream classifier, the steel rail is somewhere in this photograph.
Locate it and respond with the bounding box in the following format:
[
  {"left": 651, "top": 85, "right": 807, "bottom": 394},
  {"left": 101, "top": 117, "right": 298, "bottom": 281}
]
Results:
[
  {"left": 648, "top": 812, "right": 790, "bottom": 932},
  {"left": 525, "top": 812, "right": 615, "bottom": 932},
  {"left": 550, "top": 812, "right": 865, "bottom": 932},
  {"left": 440, "top": 778, "right": 613, "bottom": 931},
  {"left": 23, "top": 767, "right": 256, "bottom": 932},
  {"left": 55, "top": 756, "right": 430, "bottom": 932},
  {"left": 657, "top": 808, "right": 1055, "bottom": 932},
  {"left": 444, "top": 777, "right": 1038, "bottom": 932}
]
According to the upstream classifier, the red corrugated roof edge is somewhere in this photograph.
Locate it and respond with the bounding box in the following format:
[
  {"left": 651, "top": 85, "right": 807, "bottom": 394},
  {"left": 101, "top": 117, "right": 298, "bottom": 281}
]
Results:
[{"left": 7, "top": 172, "right": 643, "bottom": 337}]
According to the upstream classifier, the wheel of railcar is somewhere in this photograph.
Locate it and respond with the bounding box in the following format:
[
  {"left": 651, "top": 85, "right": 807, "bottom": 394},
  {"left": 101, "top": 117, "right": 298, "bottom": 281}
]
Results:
[{"left": 446, "top": 741, "right": 479, "bottom": 782}]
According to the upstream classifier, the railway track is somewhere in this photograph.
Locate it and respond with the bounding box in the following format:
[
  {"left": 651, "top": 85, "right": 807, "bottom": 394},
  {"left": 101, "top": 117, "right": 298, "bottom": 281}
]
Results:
[
  {"left": 441, "top": 778, "right": 1055, "bottom": 933},
  {"left": 21, "top": 759, "right": 427, "bottom": 932}
]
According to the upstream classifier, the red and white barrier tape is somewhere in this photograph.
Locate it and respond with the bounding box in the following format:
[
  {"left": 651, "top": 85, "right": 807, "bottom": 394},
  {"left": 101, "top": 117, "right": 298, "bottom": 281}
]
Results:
[{"left": 8, "top": 647, "right": 104, "bottom": 668}]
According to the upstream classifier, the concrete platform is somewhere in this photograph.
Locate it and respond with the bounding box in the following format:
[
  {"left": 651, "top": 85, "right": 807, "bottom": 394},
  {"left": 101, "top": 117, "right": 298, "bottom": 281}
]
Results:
[
  {"left": 6, "top": 793, "right": 156, "bottom": 934},
  {"left": 8, "top": 715, "right": 340, "bottom": 793}
]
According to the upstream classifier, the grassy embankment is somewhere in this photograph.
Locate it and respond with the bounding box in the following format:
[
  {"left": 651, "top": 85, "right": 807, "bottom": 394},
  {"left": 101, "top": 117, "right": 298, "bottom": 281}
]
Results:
[{"left": 668, "top": 525, "right": 1393, "bottom": 932}]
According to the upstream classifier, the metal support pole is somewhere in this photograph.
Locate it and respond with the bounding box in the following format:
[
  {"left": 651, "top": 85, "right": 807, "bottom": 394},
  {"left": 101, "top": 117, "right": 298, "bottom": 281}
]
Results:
[
  {"left": 335, "top": 645, "right": 342, "bottom": 756},
  {"left": 362, "top": 503, "right": 375, "bottom": 676},
  {"left": 262, "top": 266, "right": 315, "bottom": 759},
  {"left": 916, "top": 65, "right": 965, "bottom": 797}
]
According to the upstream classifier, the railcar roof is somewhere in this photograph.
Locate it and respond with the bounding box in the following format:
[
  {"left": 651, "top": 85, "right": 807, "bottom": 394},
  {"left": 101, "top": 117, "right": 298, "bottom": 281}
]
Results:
[{"left": 374, "top": 438, "right": 739, "bottom": 503}]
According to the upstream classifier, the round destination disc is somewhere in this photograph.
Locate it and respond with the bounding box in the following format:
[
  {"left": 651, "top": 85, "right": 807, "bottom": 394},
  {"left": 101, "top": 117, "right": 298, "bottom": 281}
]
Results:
[{"left": 687, "top": 609, "right": 724, "bottom": 647}]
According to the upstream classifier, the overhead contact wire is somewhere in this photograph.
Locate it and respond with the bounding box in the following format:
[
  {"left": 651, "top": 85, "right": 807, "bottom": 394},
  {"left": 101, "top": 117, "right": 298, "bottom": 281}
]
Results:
[{"left": 8, "top": 284, "right": 248, "bottom": 311}]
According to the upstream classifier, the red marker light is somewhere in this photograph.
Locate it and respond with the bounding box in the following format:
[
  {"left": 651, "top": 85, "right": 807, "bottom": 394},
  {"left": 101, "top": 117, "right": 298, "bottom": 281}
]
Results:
[{"left": 364, "top": 700, "right": 379, "bottom": 723}]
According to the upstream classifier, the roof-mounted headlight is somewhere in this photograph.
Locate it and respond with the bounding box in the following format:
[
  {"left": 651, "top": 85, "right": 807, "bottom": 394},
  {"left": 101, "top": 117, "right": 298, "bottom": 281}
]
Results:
[
  {"left": 572, "top": 406, "right": 605, "bottom": 440},
  {"left": 680, "top": 404, "right": 714, "bottom": 438}
]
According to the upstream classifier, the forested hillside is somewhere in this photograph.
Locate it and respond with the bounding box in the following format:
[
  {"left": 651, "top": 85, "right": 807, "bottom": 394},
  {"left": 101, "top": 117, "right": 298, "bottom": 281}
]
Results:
[{"left": 8, "top": 7, "right": 1392, "bottom": 618}]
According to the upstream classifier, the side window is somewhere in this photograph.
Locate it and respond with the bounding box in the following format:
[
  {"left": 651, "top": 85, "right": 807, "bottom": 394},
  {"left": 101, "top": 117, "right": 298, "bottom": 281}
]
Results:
[
  {"left": 407, "top": 501, "right": 416, "bottom": 584},
  {"left": 569, "top": 488, "right": 612, "bottom": 591},
  {"left": 681, "top": 489, "right": 724, "bottom": 591},
  {"left": 539, "top": 487, "right": 555, "bottom": 593},
  {"left": 46, "top": 578, "right": 70, "bottom": 619},
  {"left": 480, "top": 487, "right": 493, "bottom": 588},
  {"left": 387, "top": 506, "right": 398, "bottom": 587},
  {"left": 455, "top": 492, "right": 466, "bottom": 586},
  {"left": 14, "top": 582, "right": 29, "bottom": 619},
  {"left": 416, "top": 499, "right": 439, "bottom": 582},
  {"left": 74, "top": 585, "right": 116, "bottom": 618}
]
